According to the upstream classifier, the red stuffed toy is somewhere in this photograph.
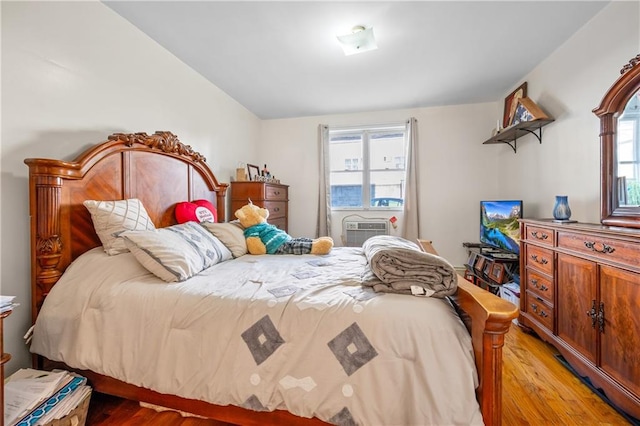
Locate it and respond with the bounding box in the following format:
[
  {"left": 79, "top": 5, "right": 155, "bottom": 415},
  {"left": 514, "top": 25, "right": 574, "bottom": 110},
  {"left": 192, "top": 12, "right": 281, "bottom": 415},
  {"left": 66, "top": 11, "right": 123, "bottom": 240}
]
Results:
[{"left": 175, "top": 199, "right": 217, "bottom": 224}]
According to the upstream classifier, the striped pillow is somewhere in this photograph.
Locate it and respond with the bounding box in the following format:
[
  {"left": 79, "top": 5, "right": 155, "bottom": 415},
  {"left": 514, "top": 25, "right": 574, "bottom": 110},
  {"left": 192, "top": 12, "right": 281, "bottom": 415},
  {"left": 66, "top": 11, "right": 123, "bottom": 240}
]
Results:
[
  {"left": 83, "top": 198, "right": 156, "bottom": 256},
  {"left": 121, "top": 222, "right": 232, "bottom": 282}
]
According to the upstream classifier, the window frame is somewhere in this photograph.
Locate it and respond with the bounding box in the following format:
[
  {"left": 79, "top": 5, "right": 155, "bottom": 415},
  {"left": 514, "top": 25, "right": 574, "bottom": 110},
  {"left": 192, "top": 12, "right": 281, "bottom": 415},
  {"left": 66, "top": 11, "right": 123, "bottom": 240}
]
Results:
[{"left": 328, "top": 123, "right": 407, "bottom": 211}]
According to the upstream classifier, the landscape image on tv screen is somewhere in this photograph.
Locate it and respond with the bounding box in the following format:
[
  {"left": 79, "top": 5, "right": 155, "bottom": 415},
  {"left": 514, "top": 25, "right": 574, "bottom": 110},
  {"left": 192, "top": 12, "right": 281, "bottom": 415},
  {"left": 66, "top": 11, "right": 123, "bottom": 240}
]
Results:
[{"left": 480, "top": 200, "right": 522, "bottom": 254}]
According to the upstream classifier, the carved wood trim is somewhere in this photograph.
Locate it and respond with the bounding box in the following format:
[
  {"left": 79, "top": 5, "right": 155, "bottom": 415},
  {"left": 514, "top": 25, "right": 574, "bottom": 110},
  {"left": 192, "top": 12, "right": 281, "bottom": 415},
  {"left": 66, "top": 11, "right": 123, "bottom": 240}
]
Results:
[
  {"left": 621, "top": 53, "right": 640, "bottom": 74},
  {"left": 34, "top": 176, "right": 62, "bottom": 316},
  {"left": 594, "top": 54, "right": 640, "bottom": 228},
  {"left": 108, "top": 131, "right": 206, "bottom": 163}
]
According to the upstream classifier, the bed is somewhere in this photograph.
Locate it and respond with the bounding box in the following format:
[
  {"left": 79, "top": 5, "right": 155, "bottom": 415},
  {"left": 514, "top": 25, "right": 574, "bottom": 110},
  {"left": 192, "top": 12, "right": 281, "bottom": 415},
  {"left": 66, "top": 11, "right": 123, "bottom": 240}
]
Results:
[{"left": 24, "top": 131, "right": 518, "bottom": 426}]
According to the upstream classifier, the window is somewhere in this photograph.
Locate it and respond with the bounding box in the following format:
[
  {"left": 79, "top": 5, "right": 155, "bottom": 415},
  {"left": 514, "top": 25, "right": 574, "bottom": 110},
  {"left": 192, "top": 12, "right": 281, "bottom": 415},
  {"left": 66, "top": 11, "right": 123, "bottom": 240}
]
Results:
[
  {"left": 328, "top": 124, "right": 407, "bottom": 209},
  {"left": 344, "top": 158, "right": 360, "bottom": 171}
]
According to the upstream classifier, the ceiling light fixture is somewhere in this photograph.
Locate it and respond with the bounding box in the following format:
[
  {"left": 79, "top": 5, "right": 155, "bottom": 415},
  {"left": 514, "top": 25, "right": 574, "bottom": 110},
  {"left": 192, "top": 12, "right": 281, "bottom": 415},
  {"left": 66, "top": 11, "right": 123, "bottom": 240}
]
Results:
[{"left": 337, "top": 25, "right": 377, "bottom": 56}]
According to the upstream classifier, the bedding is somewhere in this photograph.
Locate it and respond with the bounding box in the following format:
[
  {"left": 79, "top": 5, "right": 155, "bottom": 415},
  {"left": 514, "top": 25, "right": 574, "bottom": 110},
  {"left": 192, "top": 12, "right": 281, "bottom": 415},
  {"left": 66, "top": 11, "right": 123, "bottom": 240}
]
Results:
[
  {"left": 362, "top": 235, "right": 458, "bottom": 297},
  {"left": 31, "top": 246, "right": 483, "bottom": 426}
]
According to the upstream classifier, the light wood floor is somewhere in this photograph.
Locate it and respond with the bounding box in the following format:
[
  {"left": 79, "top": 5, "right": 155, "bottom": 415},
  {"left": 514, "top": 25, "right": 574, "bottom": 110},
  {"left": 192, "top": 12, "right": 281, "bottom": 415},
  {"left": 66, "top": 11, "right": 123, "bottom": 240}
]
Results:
[{"left": 86, "top": 324, "right": 632, "bottom": 425}]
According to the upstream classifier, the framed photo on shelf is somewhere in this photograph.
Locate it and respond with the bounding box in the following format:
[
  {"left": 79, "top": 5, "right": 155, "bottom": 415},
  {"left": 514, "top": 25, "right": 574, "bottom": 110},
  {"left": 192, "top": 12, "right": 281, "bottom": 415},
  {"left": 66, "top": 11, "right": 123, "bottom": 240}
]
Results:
[
  {"left": 503, "top": 82, "right": 527, "bottom": 128},
  {"left": 490, "top": 262, "right": 506, "bottom": 284},
  {"left": 511, "top": 97, "right": 549, "bottom": 125},
  {"left": 464, "top": 269, "right": 476, "bottom": 284},
  {"left": 467, "top": 252, "right": 479, "bottom": 269},
  {"left": 483, "top": 259, "right": 493, "bottom": 277},
  {"left": 246, "top": 163, "right": 260, "bottom": 181},
  {"left": 474, "top": 255, "right": 486, "bottom": 273}
]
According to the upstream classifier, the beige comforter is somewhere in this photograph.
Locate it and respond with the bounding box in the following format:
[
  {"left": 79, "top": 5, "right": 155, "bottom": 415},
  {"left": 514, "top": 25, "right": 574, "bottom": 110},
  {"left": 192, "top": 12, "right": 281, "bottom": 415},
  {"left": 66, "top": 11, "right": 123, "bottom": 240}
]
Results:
[
  {"left": 31, "top": 246, "right": 481, "bottom": 426},
  {"left": 362, "top": 235, "right": 458, "bottom": 297}
]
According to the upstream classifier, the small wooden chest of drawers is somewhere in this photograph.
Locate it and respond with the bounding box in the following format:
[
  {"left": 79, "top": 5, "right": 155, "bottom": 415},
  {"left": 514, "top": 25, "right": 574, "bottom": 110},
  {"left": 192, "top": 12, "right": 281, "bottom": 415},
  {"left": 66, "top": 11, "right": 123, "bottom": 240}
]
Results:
[{"left": 230, "top": 181, "right": 289, "bottom": 232}]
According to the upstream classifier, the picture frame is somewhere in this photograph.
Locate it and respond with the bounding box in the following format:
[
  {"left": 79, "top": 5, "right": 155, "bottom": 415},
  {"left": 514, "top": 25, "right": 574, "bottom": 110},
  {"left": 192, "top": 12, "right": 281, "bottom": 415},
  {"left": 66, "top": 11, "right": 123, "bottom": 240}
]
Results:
[
  {"left": 246, "top": 163, "right": 260, "bottom": 181},
  {"left": 474, "top": 255, "right": 486, "bottom": 273},
  {"left": 467, "top": 252, "right": 479, "bottom": 269},
  {"left": 464, "top": 269, "right": 476, "bottom": 284},
  {"left": 483, "top": 259, "right": 493, "bottom": 277},
  {"left": 503, "top": 82, "right": 527, "bottom": 128},
  {"left": 511, "top": 97, "right": 549, "bottom": 125},
  {"left": 490, "top": 262, "right": 506, "bottom": 284}
]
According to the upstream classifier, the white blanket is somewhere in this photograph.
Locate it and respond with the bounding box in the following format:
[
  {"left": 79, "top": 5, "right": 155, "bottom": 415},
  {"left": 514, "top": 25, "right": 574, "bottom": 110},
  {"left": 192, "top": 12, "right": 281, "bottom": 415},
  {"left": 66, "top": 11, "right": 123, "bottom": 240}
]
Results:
[{"left": 31, "top": 247, "right": 482, "bottom": 425}]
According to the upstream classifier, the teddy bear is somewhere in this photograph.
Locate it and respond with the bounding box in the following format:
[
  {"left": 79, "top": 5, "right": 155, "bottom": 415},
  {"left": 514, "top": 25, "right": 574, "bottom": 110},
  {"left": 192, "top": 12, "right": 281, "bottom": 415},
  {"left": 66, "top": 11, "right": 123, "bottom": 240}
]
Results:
[{"left": 234, "top": 202, "right": 333, "bottom": 255}]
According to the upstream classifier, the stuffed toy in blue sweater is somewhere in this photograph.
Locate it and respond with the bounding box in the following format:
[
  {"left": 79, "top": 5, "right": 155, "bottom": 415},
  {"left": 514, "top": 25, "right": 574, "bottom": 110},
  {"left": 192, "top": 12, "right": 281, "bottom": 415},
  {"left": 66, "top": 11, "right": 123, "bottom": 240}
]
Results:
[{"left": 234, "top": 202, "right": 333, "bottom": 255}]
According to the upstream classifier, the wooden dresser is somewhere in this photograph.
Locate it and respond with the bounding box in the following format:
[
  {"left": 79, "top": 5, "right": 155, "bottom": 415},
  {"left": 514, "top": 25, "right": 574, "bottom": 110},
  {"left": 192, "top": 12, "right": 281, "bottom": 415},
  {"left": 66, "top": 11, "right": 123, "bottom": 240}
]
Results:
[
  {"left": 230, "top": 181, "right": 289, "bottom": 232},
  {"left": 519, "top": 219, "right": 640, "bottom": 418}
]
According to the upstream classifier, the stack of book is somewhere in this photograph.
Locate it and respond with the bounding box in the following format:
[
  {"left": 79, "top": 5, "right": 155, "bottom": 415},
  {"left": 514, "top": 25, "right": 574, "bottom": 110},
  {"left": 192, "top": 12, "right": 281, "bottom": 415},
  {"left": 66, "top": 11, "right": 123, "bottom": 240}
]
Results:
[
  {"left": 4, "top": 369, "right": 91, "bottom": 426},
  {"left": 0, "top": 295, "right": 18, "bottom": 314}
]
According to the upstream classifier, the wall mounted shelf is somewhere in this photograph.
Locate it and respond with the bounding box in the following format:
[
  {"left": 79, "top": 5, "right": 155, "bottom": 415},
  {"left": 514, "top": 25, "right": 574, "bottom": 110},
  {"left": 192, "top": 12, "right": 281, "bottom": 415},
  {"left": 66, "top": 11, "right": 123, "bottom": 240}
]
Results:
[{"left": 483, "top": 118, "right": 555, "bottom": 153}]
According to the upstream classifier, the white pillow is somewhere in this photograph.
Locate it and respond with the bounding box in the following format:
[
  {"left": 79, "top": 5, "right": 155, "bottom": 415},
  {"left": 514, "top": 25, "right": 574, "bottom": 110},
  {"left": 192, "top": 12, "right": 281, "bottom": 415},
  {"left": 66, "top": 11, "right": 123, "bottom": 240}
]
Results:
[
  {"left": 201, "top": 221, "right": 247, "bottom": 258},
  {"left": 121, "top": 222, "right": 232, "bottom": 282},
  {"left": 83, "top": 198, "right": 156, "bottom": 256}
]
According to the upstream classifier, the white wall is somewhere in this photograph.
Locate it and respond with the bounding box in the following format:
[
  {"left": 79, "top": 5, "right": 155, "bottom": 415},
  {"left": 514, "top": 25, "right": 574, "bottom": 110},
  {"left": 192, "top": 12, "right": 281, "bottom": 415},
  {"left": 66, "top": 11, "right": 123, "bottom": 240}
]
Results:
[
  {"left": 1, "top": 1, "right": 260, "bottom": 373},
  {"left": 501, "top": 1, "right": 639, "bottom": 222},
  {"left": 259, "top": 103, "right": 500, "bottom": 263}
]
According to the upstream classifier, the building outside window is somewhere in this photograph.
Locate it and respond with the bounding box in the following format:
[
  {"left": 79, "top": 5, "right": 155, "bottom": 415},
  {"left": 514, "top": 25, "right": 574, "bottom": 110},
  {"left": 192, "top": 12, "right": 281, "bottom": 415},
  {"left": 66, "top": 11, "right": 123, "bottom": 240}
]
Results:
[{"left": 328, "top": 125, "right": 407, "bottom": 209}]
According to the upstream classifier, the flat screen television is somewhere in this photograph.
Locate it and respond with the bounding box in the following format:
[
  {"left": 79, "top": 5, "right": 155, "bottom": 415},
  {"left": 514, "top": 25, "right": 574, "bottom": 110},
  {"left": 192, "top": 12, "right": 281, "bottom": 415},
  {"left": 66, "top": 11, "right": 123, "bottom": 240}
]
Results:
[{"left": 480, "top": 200, "right": 522, "bottom": 254}]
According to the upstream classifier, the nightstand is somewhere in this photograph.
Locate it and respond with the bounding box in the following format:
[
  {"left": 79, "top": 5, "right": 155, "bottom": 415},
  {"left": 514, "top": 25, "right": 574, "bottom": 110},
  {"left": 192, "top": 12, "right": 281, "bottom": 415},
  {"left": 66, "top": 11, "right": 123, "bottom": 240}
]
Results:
[{"left": 1, "top": 309, "right": 13, "bottom": 424}]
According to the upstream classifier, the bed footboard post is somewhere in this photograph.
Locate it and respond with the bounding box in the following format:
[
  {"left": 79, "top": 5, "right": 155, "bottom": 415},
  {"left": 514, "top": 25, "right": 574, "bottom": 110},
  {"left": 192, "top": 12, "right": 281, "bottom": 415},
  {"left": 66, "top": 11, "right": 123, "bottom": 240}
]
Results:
[{"left": 479, "top": 318, "right": 511, "bottom": 426}]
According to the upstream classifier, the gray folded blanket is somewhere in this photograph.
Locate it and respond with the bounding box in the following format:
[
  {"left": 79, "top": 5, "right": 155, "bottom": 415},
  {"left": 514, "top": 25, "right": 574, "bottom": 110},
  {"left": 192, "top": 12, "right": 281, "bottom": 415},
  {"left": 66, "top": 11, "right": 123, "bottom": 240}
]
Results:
[{"left": 361, "top": 235, "right": 458, "bottom": 298}]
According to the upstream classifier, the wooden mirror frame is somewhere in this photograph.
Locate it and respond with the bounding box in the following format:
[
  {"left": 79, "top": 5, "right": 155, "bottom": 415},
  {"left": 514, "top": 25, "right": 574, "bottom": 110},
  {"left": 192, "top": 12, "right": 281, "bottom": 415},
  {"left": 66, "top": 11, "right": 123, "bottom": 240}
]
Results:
[{"left": 593, "top": 54, "right": 640, "bottom": 228}]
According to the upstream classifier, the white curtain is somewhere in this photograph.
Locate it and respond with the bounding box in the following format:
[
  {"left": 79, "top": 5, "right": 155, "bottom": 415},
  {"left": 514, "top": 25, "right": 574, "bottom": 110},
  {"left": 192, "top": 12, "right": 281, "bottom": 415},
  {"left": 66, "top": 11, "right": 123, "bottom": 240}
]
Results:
[
  {"left": 316, "top": 124, "right": 331, "bottom": 238},
  {"left": 400, "top": 117, "right": 420, "bottom": 241}
]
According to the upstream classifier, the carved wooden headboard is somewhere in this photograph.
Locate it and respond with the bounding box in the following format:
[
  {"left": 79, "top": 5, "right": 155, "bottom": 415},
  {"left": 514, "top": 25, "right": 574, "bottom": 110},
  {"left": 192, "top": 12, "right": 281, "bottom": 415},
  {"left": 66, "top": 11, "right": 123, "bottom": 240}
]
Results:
[{"left": 24, "top": 131, "right": 227, "bottom": 323}]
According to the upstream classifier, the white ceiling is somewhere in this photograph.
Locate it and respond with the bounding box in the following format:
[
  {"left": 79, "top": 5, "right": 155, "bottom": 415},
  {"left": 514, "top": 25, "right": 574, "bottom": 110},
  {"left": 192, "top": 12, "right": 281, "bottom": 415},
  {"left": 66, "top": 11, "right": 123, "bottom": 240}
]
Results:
[{"left": 103, "top": 1, "right": 609, "bottom": 120}]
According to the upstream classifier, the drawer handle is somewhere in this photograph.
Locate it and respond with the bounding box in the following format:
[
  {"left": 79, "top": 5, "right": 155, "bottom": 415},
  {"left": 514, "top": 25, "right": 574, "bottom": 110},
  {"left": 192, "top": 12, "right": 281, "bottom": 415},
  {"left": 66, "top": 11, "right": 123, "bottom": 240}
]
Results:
[
  {"left": 530, "top": 303, "right": 548, "bottom": 319},
  {"left": 274, "top": 191, "right": 280, "bottom": 195},
  {"left": 530, "top": 279, "right": 539, "bottom": 288},
  {"left": 598, "top": 302, "right": 605, "bottom": 333},
  {"left": 530, "top": 254, "right": 548, "bottom": 265},
  {"left": 540, "top": 285, "right": 548, "bottom": 292},
  {"left": 584, "top": 241, "right": 615, "bottom": 254},
  {"left": 530, "top": 231, "right": 549, "bottom": 240},
  {"left": 586, "top": 299, "right": 596, "bottom": 328},
  {"left": 273, "top": 207, "right": 280, "bottom": 212}
]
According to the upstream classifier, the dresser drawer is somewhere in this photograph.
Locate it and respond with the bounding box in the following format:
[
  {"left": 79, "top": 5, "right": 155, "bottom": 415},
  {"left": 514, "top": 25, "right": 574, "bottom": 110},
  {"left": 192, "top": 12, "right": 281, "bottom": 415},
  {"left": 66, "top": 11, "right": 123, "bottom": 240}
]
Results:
[
  {"left": 232, "top": 182, "right": 288, "bottom": 201},
  {"left": 525, "top": 269, "right": 554, "bottom": 302},
  {"left": 557, "top": 231, "right": 640, "bottom": 270},
  {"left": 269, "top": 217, "right": 287, "bottom": 231},
  {"left": 265, "top": 184, "right": 288, "bottom": 201},
  {"left": 524, "top": 245, "right": 554, "bottom": 275},
  {"left": 262, "top": 201, "right": 286, "bottom": 219},
  {"left": 525, "top": 224, "right": 555, "bottom": 246},
  {"left": 525, "top": 291, "right": 554, "bottom": 331}
]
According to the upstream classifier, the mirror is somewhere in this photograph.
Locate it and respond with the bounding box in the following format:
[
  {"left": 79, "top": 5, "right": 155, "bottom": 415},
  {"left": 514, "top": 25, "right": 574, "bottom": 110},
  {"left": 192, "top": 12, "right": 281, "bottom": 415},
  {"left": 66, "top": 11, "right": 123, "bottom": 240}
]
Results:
[{"left": 593, "top": 54, "right": 640, "bottom": 228}]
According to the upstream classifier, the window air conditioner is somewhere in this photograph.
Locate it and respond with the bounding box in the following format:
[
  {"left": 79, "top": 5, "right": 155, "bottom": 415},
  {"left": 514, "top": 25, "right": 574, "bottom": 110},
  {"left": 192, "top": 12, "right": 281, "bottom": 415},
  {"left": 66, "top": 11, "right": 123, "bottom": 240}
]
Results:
[{"left": 343, "top": 220, "right": 389, "bottom": 247}]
